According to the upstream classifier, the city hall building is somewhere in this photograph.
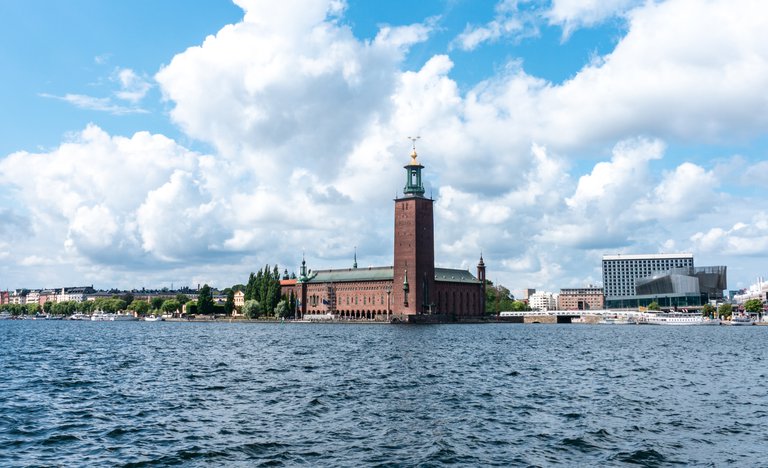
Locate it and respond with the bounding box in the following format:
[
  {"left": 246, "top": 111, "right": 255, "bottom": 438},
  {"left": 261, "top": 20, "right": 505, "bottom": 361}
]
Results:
[{"left": 281, "top": 146, "right": 486, "bottom": 322}]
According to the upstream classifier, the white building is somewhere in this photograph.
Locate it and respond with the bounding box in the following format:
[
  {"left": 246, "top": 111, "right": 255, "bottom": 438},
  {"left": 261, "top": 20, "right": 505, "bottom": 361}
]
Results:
[
  {"left": 529, "top": 291, "right": 557, "bottom": 311},
  {"left": 733, "top": 277, "right": 768, "bottom": 304},
  {"left": 57, "top": 286, "right": 95, "bottom": 303}
]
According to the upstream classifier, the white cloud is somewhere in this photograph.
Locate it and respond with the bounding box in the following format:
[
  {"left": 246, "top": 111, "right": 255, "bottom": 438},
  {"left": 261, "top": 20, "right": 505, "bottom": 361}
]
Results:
[
  {"left": 6, "top": 0, "right": 768, "bottom": 292},
  {"left": 452, "top": 0, "right": 537, "bottom": 51},
  {"left": 546, "top": 0, "right": 640, "bottom": 38},
  {"left": 691, "top": 213, "right": 768, "bottom": 256},
  {"left": 39, "top": 93, "right": 148, "bottom": 115},
  {"left": 113, "top": 68, "right": 152, "bottom": 103},
  {"left": 0, "top": 125, "right": 203, "bottom": 265}
]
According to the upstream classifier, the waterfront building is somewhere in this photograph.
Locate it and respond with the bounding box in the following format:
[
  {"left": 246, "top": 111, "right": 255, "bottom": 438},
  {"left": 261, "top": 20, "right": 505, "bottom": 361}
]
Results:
[
  {"left": 558, "top": 286, "right": 604, "bottom": 310},
  {"left": 56, "top": 286, "right": 95, "bottom": 303},
  {"left": 529, "top": 291, "right": 557, "bottom": 311},
  {"left": 281, "top": 145, "right": 486, "bottom": 322},
  {"left": 0, "top": 291, "right": 8, "bottom": 305},
  {"left": 602, "top": 253, "right": 726, "bottom": 309},
  {"left": 234, "top": 290, "right": 245, "bottom": 308},
  {"left": 733, "top": 277, "right": 768, "bottom": 304}
]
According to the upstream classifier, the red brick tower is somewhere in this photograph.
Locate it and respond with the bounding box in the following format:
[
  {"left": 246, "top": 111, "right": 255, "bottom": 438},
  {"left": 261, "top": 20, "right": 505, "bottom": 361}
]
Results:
[{"left": 393, "top": 142, "right": 435, "bottom": 320}]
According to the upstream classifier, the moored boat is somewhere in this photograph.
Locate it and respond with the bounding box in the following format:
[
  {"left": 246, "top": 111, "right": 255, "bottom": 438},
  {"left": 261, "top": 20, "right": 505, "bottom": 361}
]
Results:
[
  {"left": 727, "top": 314, "right": 755, "bottom": 326},
  {"left": 642, "top": 312, "right": 718, "bottom": 326}
]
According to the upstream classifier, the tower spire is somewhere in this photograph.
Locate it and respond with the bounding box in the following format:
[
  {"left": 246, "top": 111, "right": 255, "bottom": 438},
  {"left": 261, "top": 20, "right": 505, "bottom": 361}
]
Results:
[
  {"left": 353, "top": 246, "right": 358, "bottom": 269},
  {"left": 403, "top": 136, "right": 425, "bottom": 197}
]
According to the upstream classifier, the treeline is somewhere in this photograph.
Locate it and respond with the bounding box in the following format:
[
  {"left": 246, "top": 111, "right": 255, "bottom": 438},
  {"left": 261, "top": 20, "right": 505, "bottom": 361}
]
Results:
[
  {"left": 240, "top": 265, "right": 294, "bottom": 319},
  {"left": 484, "top": 280, "right": 530, "bottom": 314},
  {"left": 0, "top": 294, "right": 193, "bottom": 317}
]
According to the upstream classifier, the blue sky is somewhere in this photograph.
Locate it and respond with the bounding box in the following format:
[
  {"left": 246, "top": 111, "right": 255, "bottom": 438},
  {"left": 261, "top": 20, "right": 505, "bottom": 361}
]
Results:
[{"left": 1, "top": 0, "right": 767, "bottom": 295}]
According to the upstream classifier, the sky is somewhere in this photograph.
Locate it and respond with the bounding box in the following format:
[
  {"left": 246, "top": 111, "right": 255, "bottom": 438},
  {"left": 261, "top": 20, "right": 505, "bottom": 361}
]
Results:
[{"left": 1, "top": 0, "right": 768, "bottom": 295}]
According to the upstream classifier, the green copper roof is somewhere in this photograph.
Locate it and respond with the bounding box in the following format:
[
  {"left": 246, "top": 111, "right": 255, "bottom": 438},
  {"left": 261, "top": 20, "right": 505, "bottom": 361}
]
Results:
[
  {"left": 435, "top": 268, "right": 480, "bottom": 284},
  {"left": 304, "top": 266, "right": 480, "bottom": 284},
  {"left": 308, "top": 266, "right": 394, "bottom": 283}
]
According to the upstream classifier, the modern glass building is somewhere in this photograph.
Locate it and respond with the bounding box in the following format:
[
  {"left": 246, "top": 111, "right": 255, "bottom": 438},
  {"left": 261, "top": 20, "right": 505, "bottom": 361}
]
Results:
[
  {"left": 602, "top": 253, "right": 694, "bottom": 298},
  {"left": 602, "top": 254, "right": 727, "bottom": 309}
]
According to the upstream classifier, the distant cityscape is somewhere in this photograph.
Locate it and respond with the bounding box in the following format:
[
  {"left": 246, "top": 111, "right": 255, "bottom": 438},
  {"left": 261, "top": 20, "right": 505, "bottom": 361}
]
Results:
[{"left": 2, "top": 252, "right": 767, "bottom": 318}]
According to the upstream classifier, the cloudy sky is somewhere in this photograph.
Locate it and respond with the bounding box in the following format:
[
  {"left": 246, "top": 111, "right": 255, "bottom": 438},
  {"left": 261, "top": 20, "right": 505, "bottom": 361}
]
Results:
[{"left": 1, "top": 0, "right": 767, "bottom": 294}]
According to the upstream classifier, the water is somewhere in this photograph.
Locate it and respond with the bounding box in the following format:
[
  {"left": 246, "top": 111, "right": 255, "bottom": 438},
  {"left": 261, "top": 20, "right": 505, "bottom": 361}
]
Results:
[{"left": 1, "top": 321, "right": 766, "bottom": 467}]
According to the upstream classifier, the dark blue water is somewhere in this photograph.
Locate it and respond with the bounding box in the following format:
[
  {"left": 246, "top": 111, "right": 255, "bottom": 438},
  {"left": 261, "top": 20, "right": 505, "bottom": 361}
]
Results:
[{"left": 1, "top": 321, "right": 766, "bottom": 467}]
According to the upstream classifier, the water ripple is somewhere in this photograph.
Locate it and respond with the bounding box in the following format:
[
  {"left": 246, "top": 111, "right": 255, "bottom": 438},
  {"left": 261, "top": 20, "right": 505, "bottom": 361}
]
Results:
[{"left": 1, "top": 321, "right": 767, "bottom": 465}]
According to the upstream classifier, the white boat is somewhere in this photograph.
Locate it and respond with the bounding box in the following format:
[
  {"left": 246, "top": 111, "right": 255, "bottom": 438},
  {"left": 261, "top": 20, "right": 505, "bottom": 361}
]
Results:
[
  {"left": 0, "top": 312, "right": 13, "bottom": 320},
  {"left": 70, "top": 313, "right": 90, "bottom": 320},
  {"left": 642, "top": 312, "right": 719, "bottom": 326},
  {"left": 144, "top": 315, "right": 164, "bottom": 322},
  {"left": 112, "top": 313, "right": 138, "bottom": 321},
  {"left": 598, "top": 316, "right": 635, "bottom": 325},
  {"left": 728, "top": 314, "right": 755, "bottom": 326}
]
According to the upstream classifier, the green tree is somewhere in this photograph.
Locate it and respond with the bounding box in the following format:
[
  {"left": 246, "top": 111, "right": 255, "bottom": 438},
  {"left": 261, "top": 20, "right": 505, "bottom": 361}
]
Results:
[
  {"left": 128, "top": 300, "right": 150, "bottom": 315},
  {"left": 175, "top": 293, "right": 190, "bottom": 305},
  {"left": 744, "top": 298, "right": 763, "bottom": 314},
  {"left": 244, "top": 265, "right": 282, "bottom": 316},
  {"left": 197, "top": 284, "right": 214, "bottom": 315},
  {"left": 648, "top": 301, "right": 661, "bottom": 311},
  {"left": 511, "top": 300, "right": 529, "bottom": 311},
  {"left": 26, "top": 302, "right": 40, "bottom": 315},
  {"left": 161, "top": 299, "right": 181, "bottom": 315},
  {"left": 43, "top": 301, "right": 53, "bottom": 315},
  {"left": 702, "top": 303, "right": 716, "bottom": 317},
  {"left": 151, "top": 297, "right": 165, "bottom": 311},
  {"left": 243, "top": 299, "right": 260, "bottom": 319},
  {"left": 275, "top": 299, "right": 289, "bottom": 318},
  {"left": 120, "top": 292, "right": 135, "bottom": 305},
  {"left": 224, "top": 289, "right": 235, "bottom": 316},
  {"left": 185, "top": 300, "right": 197, "bottom": 316},
  {"left": 718, "top": 303, "right": 733, "bottom": 319}
]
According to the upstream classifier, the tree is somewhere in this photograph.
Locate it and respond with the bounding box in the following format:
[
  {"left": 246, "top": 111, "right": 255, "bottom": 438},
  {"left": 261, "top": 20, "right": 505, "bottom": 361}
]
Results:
[
  {"left": 511, "top": 300, "right": 529, "bottom": 311},
  {"left": 175, "top": 293, "right": 190, "bottom": 305},
  {"left": 129, "top": 300, "right": 150, "bottom": 316},
  {"left": 161, "top": 299, "right": 181, "bottom": 315},
  {"left": 26, "top": 303, "right": 40, "bottom": 315},
  {"left": 224, "top": 289, "right": 235, "bottom": 316},
  {"left": 485, "top": 282, "right": 516, "bottom": 313},
  {"left": 244, "top": 265, "right": 282, "bottom": 316},
  {"left": 243, "top": 299, "right": 260, "bottom": 319},
  {"left": 151, "top": 297, "right": 165, "bottom": 311},
  {"left": 702, "top": 303, "right": 716, "bottom": 317},
  {"left": 120, "top": 292, "right": 135, "bottom": 305},
  {"left": 43, "top": 301, "right": 53, "bottom": 315},
  {"left": 185, "top": 300, "right": 198, "bottom": 316},
  {"left": 718, "top": 303, "right": 733, "bottom": 319},
  {"left": 197, "top": 284, "right": 214, "bottom": 316},
  {"left": 744, "top": 298, "right": 763, "bottom": 314},
  {"left": 275, "top": 299, "right": 289, "bottom": 318},
  {"left": 648, "top": 301, "right": 661, "bottom": 311}
]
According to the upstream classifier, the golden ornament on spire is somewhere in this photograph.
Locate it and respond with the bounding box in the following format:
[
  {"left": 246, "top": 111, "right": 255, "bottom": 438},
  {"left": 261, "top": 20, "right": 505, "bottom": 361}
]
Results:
[{"left": 408, "top": 136, "right": 420, "bottom": 165}]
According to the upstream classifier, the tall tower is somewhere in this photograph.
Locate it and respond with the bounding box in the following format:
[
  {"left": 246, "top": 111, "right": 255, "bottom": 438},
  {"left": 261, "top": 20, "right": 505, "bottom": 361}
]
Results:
[
  {"left": 477, "top": 254, "right": 486, "bottom": 314},
  {"left": 393, "top": 140, "right": 435, "bottom": 319}
]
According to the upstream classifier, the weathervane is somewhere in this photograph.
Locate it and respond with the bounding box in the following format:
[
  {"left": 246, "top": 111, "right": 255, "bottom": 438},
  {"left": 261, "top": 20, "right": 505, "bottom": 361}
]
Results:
[
  {"left": 408, "top": 136, "right": 420, "bottom": 151},
  {"left": 407, "top": 136, "right": 420, "bottom": 164}
]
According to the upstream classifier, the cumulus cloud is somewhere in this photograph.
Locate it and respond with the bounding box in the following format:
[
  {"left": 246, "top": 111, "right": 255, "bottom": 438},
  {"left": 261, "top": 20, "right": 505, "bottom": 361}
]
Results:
[
  {"left": 691, "top": 213, "right": 768, "bottom": 256},
  {"left": 0, "top": 125, "right": 203, "bottom": 264},
  {"left": 6, "top": 0, "right": 768, "bottom": 291}
]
